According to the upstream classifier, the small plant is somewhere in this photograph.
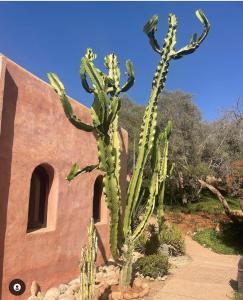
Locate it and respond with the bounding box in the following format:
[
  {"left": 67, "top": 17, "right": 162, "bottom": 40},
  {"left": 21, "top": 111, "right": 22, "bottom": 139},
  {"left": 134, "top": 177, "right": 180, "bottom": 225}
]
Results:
[
  {"left": 134, "top": 254, "right": 169, "bottom": 278},
  {"left": 80, "top": 218, "right": 98, "bottom": 300},
  {"left": 135, "top": 223, "right": 185, "bottom": 256},
  {"left": 134, "top": 233, "right": 147, "bottom": 254},
  {"left": 231, "top": 292, "right": 243, "bottom": 300},
  {"left": 135, "top": 224, "right": 160, "bottom": 255},
  {"left": 160, "top": 223, "right": 185, "bottom": 255}
]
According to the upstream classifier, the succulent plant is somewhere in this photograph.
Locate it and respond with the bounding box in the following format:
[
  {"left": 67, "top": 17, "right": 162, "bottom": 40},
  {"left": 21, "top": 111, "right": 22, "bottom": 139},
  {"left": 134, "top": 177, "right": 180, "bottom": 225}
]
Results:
[{"left": 48, "top": 8, "right": 210, "bottom": 288}]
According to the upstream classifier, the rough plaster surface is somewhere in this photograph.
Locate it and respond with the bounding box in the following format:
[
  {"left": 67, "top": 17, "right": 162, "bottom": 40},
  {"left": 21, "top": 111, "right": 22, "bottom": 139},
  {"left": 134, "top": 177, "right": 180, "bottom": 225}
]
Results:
[{"left": 0, "top": 55, "right": 128, "bottom": 300}]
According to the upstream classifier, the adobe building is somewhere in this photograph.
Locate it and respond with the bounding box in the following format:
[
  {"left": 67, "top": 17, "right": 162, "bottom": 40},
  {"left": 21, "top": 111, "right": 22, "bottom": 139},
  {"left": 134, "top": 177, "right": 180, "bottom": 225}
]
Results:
[{"left": 0, "top": 55, "right": 128, "bottom": 300}]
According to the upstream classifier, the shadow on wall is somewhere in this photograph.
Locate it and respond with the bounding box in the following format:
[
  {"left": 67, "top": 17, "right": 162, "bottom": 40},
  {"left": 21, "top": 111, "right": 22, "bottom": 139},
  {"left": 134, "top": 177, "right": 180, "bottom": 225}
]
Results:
[
  {"left": 0, "top": 69, "right": 18, "bottom": 296},
  {"left": 96, "top": 229, "right": 108, "bottom": 263}
]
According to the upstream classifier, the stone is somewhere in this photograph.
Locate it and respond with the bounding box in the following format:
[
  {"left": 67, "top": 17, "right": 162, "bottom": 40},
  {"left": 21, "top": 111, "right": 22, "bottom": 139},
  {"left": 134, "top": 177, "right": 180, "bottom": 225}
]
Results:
[
  {"left": 65, "top": 287, "right": 75, "bottom": 296},
  {"left": 58, "top": 295, "right": 75, "bottom": 300},
  {"left": 145, "top": 276, "right": 150, "bottom": 280},
  {"left": 58, "top": 284, "right": 68, "bottom": 294},
  {"left": 123, "top": 292, "right": 133, "bottom": 299},
  {"left": 68, "top": 278, "right": 80, "bottom": 286},
  {"left": 27, "top": 296, "right": 39, "bottom": 300},
  {"left": 111, "top": 286, "right": 123, "bottom": 300},
  {"left": 131, "top": 292, "right": 140, "bottom": 299},
  {"left": 45, "top": 287, "right": 60, "bottom": 298},
  {"left": 159, "top": 244, "right": 170, "bottom": 256},
  {"left": 31, "top": 281, "right": 40, "bottom": 296},
  {"left": 149, "top": 277, "right": 154, "bottom": 281},
  {"left": 111, "top": 290, "right": 123, "bottom": 300},
  {"left": 133, "top": 278, "right": 142, "bottom": 288},
  {"left": 141, "top": 282, "right": 148, "bottom": 289},
  {"left": 37, "top": 291, "right": 44, "bottom": 300},
  {"left": 43, "top": 296, "right": 57, "bottom": 300},
  {"left": 107, "top": 278, "right": 119, "bottom": 286},
  {"left": 139, "top": 287, "right": 149, "bottom": 297},
  {"left": 68, "top": 283, "right": 80, "bottom": 294}
]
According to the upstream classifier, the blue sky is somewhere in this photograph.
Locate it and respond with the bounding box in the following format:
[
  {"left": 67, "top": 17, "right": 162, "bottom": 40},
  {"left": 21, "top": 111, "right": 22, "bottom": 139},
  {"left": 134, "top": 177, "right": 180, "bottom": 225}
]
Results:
[{"left": 0, "top": 1, "right": 243, "bottom": 121}]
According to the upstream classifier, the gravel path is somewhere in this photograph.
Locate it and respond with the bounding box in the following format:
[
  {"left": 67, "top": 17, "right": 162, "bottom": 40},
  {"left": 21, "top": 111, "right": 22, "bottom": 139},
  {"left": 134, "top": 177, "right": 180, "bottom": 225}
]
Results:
[{"left": 145, "top": 236, "right": 240, "bottom": 300}]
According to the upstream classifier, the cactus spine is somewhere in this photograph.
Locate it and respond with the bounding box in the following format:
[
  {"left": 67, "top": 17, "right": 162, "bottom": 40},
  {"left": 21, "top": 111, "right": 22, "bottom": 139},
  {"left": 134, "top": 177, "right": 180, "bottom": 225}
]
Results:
[
  {"left": 48, "top": 9, "right": 210, "bottom": 288},
  {"left": 80, "top": 218, "right": 97, "bottom": 300}
]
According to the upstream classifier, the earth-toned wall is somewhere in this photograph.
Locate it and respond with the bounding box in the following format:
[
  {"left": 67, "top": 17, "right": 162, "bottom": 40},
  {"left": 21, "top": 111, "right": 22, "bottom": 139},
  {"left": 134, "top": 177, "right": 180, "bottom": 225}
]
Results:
[{"left": 0, "top": 55, "right": 128, "bottom": 300}]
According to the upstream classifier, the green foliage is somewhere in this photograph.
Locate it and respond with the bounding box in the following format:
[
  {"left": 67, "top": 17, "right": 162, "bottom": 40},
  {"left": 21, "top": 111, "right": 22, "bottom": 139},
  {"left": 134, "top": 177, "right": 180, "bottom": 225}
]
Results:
[
  {"left": 134, "top": 233, "right": 148, "bottom": 254},
  {"left": 144, "top": 231, "right": 161, "bottom": 255},
  {"left": 135, "top": 223, "right": 185, "bottom": 256},
  {"left": 80, "top": 218, "right": 97, "bottom": 300},
  {"left": 135, "top": 224, "right": 160, "bottom": 255},
  {"left": 232, "top": 293, "right": 243, "bottom": 300},
  {"left": 160, "top": 223, "right": 185, "bottom": 255},
  {"left": 134, "top": 254, "right": 169, "bottom": 278},
  {"left": 193, "top": 223, "right": 243, "bottom": 255}
]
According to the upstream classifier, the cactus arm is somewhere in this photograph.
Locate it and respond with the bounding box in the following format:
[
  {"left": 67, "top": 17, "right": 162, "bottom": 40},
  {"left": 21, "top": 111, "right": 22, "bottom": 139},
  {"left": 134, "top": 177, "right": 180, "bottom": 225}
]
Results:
[
  {"left": 48, "top": 73, "right": 94, "bottom": 132},
  {"left": 120, "top": 60, "right": 135, "bottom": 92},
  {"left": 104, "top": 53, "right": 121, "bottom": 94},
  {"left": 66, "top": 163, "right": 99, "bottom": 182},
  {"left": 157, "top": 140, "right": 169, "bottom": 228},
  {"left": 80, "top": 218, "right": 97, "bottom": 300},
  {"left": 156, "top": 121, "right": 172, "bottom": 228},
  {"left": 171, "top": 10, "right": 210, "bottom": 60},
  {"left": 107, "top": 96, "right": 121, "bottom": 126},
  {"left": 97, "top": 135, "right": 121, "bottom": 260},
  {"left": 80, "top": 61, "right": 94, "bottom": 94},
  {"left": 123, "top": 14, "right": 177, "bottom": 239},
  {"left": 131, "top": 133, "right": 161, "bottom": 242},
  {"left": 143, "top": 15, "right": 162, "bottom": 54},
  {"left": 81, "top": 49, "right": 111, "bottom": 130},
  {"left": 110, "top": 116, "right": 121, "bottom": 185}
]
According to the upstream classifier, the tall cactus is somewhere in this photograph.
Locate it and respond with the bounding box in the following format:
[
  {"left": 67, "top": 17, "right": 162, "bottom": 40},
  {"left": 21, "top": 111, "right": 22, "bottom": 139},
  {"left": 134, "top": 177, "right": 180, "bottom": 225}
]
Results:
[
  {"left": 80, "top": 218, "right": 98, "bottom": 300},
  {"left": 48, "top": 9, "right": 210, "bottom": 288}
]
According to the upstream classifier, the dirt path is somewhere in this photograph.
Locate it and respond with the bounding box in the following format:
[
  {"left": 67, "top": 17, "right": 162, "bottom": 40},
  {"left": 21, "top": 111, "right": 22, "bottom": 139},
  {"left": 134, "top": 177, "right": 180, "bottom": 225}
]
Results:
[{"left": 146, "top": 237, "right": 240, "bottom": 300}]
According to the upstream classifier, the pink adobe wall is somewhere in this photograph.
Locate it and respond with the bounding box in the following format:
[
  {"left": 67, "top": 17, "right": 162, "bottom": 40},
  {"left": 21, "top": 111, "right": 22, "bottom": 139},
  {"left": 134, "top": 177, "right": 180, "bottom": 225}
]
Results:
[{"left": 0, "top": 55, "right": 128, "bottom": 300}]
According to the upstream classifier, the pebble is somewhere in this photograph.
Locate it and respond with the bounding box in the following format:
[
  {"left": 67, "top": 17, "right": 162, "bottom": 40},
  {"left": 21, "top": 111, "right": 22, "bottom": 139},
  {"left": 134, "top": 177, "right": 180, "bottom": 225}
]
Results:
[{"left": 45, "top": 287, "right": 60, "bottom": 298}]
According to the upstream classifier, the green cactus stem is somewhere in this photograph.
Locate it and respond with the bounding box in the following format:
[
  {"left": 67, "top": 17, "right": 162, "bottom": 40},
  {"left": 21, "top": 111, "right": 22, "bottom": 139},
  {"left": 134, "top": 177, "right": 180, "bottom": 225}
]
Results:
[
  {"left": 49, "top": 49, "right": 134, "bottom": 261},
  {"left": 80, "top": 218, "right": 97, "bottom": 300}
]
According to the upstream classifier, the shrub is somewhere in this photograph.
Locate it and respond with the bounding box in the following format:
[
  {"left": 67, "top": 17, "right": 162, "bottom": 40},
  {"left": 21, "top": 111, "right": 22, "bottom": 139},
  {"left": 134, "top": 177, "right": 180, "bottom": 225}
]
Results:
[
  {"left": 134, "top": 223, "right": 160, "bottom": 255},
  {"left": 134, "top": 233, "right": 147, "bottom": 254},
  {"left": 135, "top": 223, "right": 185, "bottom": 256},
  {"left": 144, "top": 231, "right": 160, "bottom": 255},
  {"left": 160, "top": 224, "right": 185, "bottom": 255},
  {"left": 232, "top": 292, "right": 243, "bottom": 300},
  {"left": 134, "top": 254, "right": 169, "bottom": 278}
]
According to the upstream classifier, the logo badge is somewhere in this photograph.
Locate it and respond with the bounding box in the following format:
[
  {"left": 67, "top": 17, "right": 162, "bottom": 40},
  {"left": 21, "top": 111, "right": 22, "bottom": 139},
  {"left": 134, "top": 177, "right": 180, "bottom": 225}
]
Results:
[{"left": 9, "top": 279, "right": 26, "bottom": 296}]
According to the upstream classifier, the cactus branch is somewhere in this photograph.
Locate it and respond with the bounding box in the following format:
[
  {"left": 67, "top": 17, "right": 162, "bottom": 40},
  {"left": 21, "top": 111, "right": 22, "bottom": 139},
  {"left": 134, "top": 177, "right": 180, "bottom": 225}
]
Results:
[
  {"left": 80, "top": 63, "right": 94, "bottom": 94},
  {"left": 131, "top": 130, "right": 161, "bottom": 242},
  {"left": 171, "top": 9, "right": 210, "bottom": 60},
  {"left": 80, "top": 218, "right": 97, "bottom": 300},
  {"left": 120, "top": 60, "right": 135, "bottom": 92},
  {"left": 143, "top": 15, "right": 162, "bottom": 54},
  {"left": 48, "top": 73, "right": 94, "bottom": 132},
  {"left": 66, "top": 163, "right": 99, "bottom": 182}
]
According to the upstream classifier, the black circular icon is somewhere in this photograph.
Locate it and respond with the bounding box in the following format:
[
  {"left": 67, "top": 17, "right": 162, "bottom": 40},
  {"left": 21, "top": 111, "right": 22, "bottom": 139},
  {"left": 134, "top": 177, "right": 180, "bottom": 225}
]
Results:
[{"left": 9, "top": 279, "right": 26, "bottom": 296}]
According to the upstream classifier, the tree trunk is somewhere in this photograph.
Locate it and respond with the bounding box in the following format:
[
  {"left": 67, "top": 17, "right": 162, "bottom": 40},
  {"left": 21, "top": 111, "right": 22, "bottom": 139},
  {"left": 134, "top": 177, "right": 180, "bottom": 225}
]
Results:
[{"left": 198, "top": 179, "right": 243, "bottom": 222}]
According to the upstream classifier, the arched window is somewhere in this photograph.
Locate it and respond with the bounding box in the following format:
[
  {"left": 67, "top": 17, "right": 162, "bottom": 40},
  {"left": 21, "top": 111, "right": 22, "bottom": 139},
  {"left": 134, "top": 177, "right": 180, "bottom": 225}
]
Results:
[
  {"left": 27, "top": 165, "right": 50, "bottom": 231},
  {"left": 93, "top": 176, "right": 103, "bottom": 223}
]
